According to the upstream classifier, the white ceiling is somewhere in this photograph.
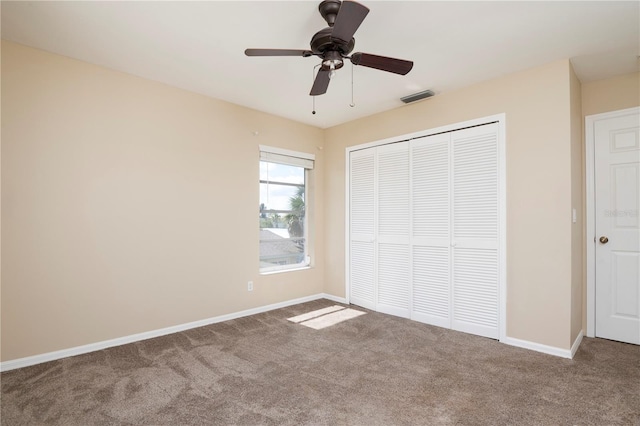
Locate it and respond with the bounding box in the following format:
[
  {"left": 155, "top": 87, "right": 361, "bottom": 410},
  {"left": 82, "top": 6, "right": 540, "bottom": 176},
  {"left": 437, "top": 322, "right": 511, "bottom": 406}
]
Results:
[{"left": 2, "top": 1, "right": 639, "bottom": 129}]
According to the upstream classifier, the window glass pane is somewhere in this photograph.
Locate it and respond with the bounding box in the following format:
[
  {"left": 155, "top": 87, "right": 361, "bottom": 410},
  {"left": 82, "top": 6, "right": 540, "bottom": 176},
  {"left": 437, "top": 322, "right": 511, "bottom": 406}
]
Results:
[
  {"left": 259, "top": 160, "right": 306, "bottom": 270},
  {"left": 259, "top": 230, "right": 305, "bottom": 268},
  {"left": 260, "top": 162, "right": 304, "bottom": 184},
  {"left": 259, "top": 183, "right": 301, "bottom": 212}
]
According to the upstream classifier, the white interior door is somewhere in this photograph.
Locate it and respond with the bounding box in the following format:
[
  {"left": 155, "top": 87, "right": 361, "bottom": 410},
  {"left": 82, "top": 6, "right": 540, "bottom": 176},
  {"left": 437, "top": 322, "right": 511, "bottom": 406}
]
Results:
[
  {"left": 349, "top": 149, "right": 376, "bottom": 310},
  {"left": 376, "top": 142, "right": 410, "bottom": 318},
  {"left": 411, "top": 133, "right": 451, "bottom": 328},
  {"left": 595, "top": 111, "right": 640, "bottom": 345},
  {"left": 451, "top": 124, "right": 500, "bottom": 339}
]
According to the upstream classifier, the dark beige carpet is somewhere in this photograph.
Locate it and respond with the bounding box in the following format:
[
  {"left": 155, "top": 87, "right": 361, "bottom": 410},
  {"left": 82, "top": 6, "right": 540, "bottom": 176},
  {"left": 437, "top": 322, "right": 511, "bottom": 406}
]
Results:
[{"left": 2, "top": 299, "right": 639, "bottom": 425}]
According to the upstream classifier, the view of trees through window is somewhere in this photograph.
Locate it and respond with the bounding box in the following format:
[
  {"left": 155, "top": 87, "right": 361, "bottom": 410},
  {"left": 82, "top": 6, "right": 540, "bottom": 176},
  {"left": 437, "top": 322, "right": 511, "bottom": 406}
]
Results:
[{"left": 259, "top": 161, "right": 306, "bottom": 270}]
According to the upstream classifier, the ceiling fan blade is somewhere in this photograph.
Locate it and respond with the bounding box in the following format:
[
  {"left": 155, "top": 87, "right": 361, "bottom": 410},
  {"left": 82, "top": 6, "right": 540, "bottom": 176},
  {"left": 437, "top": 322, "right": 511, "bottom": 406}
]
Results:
[
  {"left": 350, "top": 52, "right": 414, "bottom": 75},
  {"left": 245, "top": 49, "right": 313, "bottom": 57},
  {"left": 331, "top": 1, "right": 369, "bottom": 43},
  {"left": 310, "top": 69, "right": 331, "bottom": 96}
]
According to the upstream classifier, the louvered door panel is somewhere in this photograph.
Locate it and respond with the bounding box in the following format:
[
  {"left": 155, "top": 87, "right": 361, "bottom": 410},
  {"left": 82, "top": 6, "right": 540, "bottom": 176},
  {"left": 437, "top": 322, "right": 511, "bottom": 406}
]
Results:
[
  {"left": 412, "top": 134, "right": 450, "bottom": 241},
  {"left": 350, "top": 151, "right": 375, "bottom": 237},
  {"left": 452, "top": 248, "right": 499, "bottom": 338},
  {"left": 412, "top": 246, "right": 450, "bottom": 327},
  {"left": 451, "top": 124, "right": 500, "bottom": 339},
  {"left": 411, "top": 134, "right": 451, "bottom": 327},
  {"left": 349, "top": 149, "right": 376, "bottom": 309},
  {"left": 350, "top": 241, "right": 375, "bottom": 309},
  {"left": 377, "top": 142, "right": 410, "bottom": 317},
  {"left": 378, "top": 142, "right": 410, "bottom": 238},
  {"left": 453, "top": 125, "right": 499, "bottom": 243},
  {"left": 378, "top": 243, "right": 410, "bottom": 318}
]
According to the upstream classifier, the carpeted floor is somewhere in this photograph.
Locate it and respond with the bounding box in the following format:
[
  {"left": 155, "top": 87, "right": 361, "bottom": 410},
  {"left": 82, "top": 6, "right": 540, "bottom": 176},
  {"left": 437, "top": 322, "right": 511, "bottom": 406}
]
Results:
[{"left": 2, "top": 298, "right": 639, "bottom": 425}]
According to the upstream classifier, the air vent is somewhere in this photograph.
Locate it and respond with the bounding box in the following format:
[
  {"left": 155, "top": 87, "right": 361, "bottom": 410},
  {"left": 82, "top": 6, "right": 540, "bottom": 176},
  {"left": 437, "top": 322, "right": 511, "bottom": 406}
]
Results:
[{"left": 401, "top": 90, "right": 435, "bottom": 104}]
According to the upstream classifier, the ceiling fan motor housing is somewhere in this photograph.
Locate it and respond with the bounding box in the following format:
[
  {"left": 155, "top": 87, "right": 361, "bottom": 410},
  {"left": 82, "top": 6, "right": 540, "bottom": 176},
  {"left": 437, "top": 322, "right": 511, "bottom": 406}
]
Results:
[
  {"left": 310, "top": 27, "right": 354, "bottom": 57},
  {"left": 313, "top": 0, "right": 355, "bottom": 70}
]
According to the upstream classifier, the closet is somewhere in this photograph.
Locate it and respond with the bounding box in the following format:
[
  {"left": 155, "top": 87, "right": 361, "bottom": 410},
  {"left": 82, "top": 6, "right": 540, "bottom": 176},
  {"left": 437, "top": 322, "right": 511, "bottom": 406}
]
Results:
[{"left": 348, "top": 121, "right": 503, "bottom": 339}]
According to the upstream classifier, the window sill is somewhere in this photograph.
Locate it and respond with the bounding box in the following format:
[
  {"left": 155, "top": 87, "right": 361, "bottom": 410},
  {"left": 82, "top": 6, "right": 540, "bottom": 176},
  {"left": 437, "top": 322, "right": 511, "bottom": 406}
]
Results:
[{"left": 260, "top": 266, "right": 312, "bottom": 276}]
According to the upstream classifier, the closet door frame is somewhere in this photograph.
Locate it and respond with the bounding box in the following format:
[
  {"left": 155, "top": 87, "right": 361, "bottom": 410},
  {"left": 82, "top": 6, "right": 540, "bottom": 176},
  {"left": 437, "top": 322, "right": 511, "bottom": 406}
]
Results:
[{"left": 345, "top": 114, "right": 507, "bottom": 342}]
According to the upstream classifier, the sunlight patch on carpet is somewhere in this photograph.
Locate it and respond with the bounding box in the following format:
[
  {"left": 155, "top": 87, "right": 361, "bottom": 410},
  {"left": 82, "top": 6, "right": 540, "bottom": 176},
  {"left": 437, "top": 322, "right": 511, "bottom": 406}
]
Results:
[
  {"left": 287, "top": 305, "right": 346, "bottom": 323},
  {"left": 288, "top": 306, "right": 366, "bottom": 330}
]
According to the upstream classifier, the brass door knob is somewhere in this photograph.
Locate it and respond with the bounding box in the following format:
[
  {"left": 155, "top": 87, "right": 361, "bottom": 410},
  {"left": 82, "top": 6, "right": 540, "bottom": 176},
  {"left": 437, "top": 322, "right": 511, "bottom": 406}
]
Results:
[{"left": 599, "top": 236, "right": 609, "bottom": 244}]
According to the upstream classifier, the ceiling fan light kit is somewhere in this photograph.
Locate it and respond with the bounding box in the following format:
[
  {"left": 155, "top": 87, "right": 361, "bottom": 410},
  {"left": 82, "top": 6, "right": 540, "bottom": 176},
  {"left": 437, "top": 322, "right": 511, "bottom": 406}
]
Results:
[{"left": 244, "top": 0, "right": 414, "bottom": 97}]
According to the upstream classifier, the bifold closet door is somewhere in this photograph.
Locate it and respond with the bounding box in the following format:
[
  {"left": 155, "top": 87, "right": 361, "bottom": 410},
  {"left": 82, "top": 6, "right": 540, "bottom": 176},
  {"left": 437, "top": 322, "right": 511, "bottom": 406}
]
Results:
[
  {"left": 451, "top": 124, "right": 500, "bottom": 339},
  {"left": 376, "top": 142, "right": 410, "bottom": 318},
  {"left": 349, "top": 122, "right": 501, "bottom": 340},
  {"left": 349, "top": 148, "right": 376, "bottom": 310},
  {"left": 411, "top": 133, "right": 452, "bottom": 328}
]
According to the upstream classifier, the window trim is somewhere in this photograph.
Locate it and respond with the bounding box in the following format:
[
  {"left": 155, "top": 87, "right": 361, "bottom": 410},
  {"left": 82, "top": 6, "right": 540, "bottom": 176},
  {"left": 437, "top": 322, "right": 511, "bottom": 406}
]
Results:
[{"left": 259, "top": 145, "right": 315, "bottom": 167}]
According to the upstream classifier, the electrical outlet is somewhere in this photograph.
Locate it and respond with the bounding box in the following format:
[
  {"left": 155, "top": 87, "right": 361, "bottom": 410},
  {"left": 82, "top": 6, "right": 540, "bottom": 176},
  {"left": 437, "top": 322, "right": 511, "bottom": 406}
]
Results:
[{"left": 248, "top": 281, "right": 253, "bottom": 292}]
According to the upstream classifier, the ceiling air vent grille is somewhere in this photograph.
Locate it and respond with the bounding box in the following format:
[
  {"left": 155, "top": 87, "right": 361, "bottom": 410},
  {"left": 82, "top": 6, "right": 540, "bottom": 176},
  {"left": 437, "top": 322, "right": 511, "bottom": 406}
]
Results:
[{"left": 401, "top": 90, "right": 435, "bottom": 104}]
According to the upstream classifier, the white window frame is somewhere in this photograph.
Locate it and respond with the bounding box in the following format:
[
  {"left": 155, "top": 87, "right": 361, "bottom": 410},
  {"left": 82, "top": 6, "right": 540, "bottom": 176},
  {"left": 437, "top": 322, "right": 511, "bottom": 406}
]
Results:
[{"left": 259, "top": 145, "right": 314, "bottom": 274}]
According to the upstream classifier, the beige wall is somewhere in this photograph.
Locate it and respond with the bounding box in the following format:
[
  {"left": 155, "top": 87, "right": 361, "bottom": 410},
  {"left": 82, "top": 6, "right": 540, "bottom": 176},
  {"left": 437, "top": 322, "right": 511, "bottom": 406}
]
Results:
[
  {"left": 1, "top": 41, "right": 325, "bottom": 361},
  {"left": 582, "top": 72, "right": 640, "bottom": 117},
  {"left": 569, "top": 64, "right": 583, "bottom": 343},
  {"left": 324, "top": 60, "right": 576, "bottom": 350},
  {"left": 4, "top": 39, "right": 634, "bottom": 362}
]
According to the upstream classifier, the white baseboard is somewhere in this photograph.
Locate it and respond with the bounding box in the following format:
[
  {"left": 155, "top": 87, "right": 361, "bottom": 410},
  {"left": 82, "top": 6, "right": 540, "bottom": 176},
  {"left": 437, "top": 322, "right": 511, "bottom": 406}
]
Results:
[
  {"left": 501, "top": 336, "right": 575, "bottom": 359},
  {"left": 320, "top": 293, "right": 348, "bottom": 304},
  {"left": 1, "top": 293, "right": 337, "bottom": 372},
  {"left": 570, "top": 330, "right": 584, "bottom": 358},
  {"left": 3, "top": 293, "right": 580, "bottom": 371}
]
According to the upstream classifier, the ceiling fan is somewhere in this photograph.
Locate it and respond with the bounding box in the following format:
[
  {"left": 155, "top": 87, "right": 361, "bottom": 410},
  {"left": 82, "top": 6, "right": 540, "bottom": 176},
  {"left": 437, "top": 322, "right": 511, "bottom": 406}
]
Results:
[{"left": 244, "top": 0, "right": 414, "bottom": 96}]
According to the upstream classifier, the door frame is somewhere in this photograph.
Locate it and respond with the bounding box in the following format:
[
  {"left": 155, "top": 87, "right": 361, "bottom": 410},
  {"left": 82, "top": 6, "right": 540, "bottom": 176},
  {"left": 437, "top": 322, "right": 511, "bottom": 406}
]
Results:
[
  {"left": 585, "top": 106, "right": 640, "bottom": 338},
  {"left": 344, "top": 113, "right": 507, "bottom": 342}
]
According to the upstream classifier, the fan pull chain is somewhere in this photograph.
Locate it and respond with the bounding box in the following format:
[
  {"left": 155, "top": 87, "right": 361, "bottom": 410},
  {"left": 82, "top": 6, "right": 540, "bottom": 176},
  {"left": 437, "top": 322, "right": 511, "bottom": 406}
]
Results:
[
  {"left": 350, "top": 62, "right": 355, "bottom": 107},
  {"left": 312, "top": 64, "right": 320, "bottom": 115}
]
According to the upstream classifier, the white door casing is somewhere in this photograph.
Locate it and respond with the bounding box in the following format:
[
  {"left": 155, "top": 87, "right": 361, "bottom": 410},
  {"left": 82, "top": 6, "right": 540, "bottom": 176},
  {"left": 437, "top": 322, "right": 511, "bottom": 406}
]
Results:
[{"left": 590, "top": 108, "right": 640, "bottom": 345}]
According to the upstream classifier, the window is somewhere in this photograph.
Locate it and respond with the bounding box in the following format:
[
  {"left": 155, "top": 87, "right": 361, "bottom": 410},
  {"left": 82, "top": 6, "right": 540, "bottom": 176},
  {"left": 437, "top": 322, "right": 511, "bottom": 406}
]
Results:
[{"left": 259, "top": 146, "right": 314, "bottom": 273}]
